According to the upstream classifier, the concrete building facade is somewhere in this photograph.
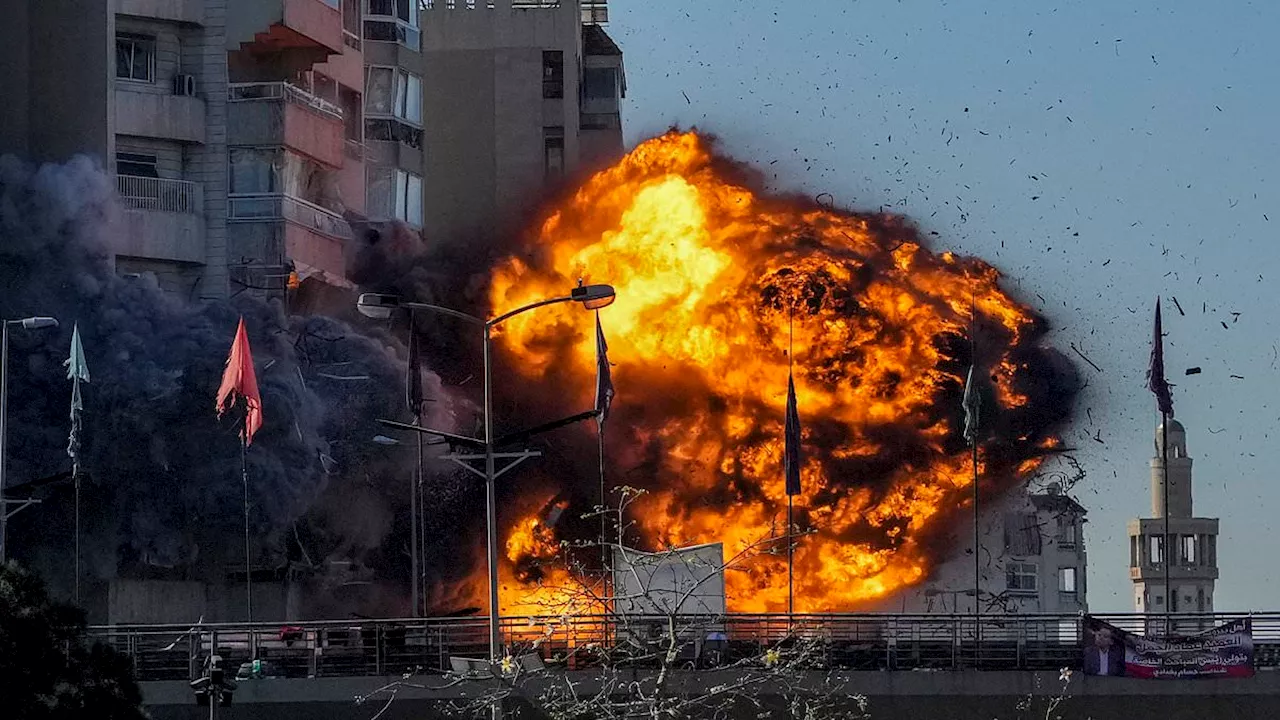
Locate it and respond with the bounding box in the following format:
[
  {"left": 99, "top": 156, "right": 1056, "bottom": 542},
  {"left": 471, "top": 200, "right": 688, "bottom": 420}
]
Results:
[
  {"left": 904, "top": 483, "right": 1089, "bottom": 616},
  {"left": 1128, "top": 419, "right": 1220, "bottom": 625},
  {"left": 421, "top": 0, "right": 626, "bottom": 249}
]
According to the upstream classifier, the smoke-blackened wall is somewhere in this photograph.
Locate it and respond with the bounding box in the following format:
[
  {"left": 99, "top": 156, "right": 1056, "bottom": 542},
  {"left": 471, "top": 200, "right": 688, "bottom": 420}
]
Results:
[{"left": 0, "top": 156, "right": 472, "bottom": 615}]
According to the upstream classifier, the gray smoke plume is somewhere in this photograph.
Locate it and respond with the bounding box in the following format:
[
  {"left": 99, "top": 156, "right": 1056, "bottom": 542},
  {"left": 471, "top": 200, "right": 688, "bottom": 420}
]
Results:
[{"left": 0, "top": 156, "right": 471, "bottom": 608}]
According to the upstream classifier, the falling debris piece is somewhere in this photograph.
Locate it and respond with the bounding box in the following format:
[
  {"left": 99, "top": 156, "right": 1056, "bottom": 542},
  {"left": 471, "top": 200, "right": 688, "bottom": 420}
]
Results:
[
  {"left": 1230, "top": 374, "right": 1245, "bottom": 380},
  {"left": 1170, "top": 297, "right": 1185, "bottom": 316},
  {"left": 1069, "top": 343, "right": 1103, "bottom": 373},
  {"left": 1221, "top": 321, "right": 1229, "bottom": 330},
  {"left": 1185, "top": 367, "right": 1202, "bottom": 375}
]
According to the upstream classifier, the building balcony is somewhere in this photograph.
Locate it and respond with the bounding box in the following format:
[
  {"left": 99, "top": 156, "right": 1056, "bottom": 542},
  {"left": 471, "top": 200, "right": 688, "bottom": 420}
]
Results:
[
  {"left": 228, "top": 193, "right": 350, "bottom": 239},
  {"left": 115, "top": 87, "right": 207, "bottom": 144},
  {"left": 117, "top": 0, "right": 205, "bottom": 24},
  {"left": 227, "top": 193, "right": 349, "bottom": 283},
  {"left": 228, "top": 82, "right": 344, "bottom": 167},
  {"left": 229, "top": 0, "right": 345, "bottom": 57},
  {"left": 115, "top": 176, "right": 205, "bottom": 264}
]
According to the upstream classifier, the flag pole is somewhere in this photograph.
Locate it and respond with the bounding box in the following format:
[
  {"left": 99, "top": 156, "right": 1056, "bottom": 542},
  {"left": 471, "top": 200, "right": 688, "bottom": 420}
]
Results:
[
  {"left": 1162, "top": 408, "right": 1170, "bottom": 631},
  {"left": 74, "top": 472, "right": 80, "bottom": 603},
  {"left": 787, "top": 305, "right": 794, "bottom": 619},
  {"left": 241, "top": 434, "right": 252, "bottom": 625},
  {"left": 970, "top": 295, "right": 980, "bottom": 655}
]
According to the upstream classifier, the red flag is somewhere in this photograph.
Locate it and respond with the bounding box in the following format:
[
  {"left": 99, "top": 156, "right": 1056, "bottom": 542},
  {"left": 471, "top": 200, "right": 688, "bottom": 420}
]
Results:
[{"left": 216, "top": 318, "right": 263, "bottom": 445}]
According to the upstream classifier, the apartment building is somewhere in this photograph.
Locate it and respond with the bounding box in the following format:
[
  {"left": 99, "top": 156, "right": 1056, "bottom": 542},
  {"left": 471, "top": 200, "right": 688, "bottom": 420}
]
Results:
[
  {"left": 0, "top": 0, "right": 230, "bottom": 299},
  {"left": 360, "top": 0, "right": 427, "bottom": 231},
  {"left": 224, "top": 0, "right": 365, "bottom": 296},
  {"left": 0, "top": 0, "right": 360, "bottom": 302},
  {"left": 421, "top": 0, "right": 626, "bottom": 249},
  {"left": 902, "top": 483, "right": 1089, "bottom": 616}
]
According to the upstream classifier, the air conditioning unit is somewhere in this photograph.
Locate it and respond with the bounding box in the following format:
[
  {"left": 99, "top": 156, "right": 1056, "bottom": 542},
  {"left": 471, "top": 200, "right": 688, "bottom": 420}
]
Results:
[{"left": 173, "top": 74, "right": 196, "bottom": 97}]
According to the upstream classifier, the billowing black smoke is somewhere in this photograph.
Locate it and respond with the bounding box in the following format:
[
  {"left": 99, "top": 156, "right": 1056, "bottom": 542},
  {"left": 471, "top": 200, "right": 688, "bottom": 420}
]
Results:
[{"left": 0, "top": 156, "right": 474, "bottom": 612}]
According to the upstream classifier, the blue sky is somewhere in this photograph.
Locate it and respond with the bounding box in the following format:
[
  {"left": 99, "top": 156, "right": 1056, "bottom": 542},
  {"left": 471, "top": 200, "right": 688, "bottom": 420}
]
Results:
[{"left": 610, "top": 0, "right": 1280, "bottom": 612}]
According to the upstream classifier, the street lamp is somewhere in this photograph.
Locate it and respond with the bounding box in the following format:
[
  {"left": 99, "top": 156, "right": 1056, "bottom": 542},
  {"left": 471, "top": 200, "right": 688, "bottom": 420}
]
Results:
[
  {"left": 357, "top": 284, "right": 616, "bottom": 665},
  {"left": 1, "top": 316, "right": 60, "bottom": 564}
]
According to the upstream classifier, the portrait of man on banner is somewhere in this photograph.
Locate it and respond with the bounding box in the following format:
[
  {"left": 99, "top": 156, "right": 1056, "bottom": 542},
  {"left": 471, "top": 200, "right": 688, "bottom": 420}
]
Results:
[{"left": 1082, "top": 618, "right": 1126, "bottom": 677}]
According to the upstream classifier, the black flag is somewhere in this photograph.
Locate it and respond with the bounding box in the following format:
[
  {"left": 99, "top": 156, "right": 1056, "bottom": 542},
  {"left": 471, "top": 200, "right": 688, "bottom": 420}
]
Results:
[
  {"left": 407, "top": 329, "right": 424, "bottom": 414},
  {"left": 594, "top": 314, "right": 614, "bottom": 422},
  {"left": 1147, "top": 299, "right": 1174, "bottom": 417},
  {"left": 784, "top": 373, "right": 802, "bottom": 496}
]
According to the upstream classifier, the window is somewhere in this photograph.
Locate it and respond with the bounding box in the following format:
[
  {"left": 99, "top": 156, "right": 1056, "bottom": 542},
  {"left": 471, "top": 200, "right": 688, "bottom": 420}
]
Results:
[
  {"left": 394, "top": 70, "right": 422, "bottom": 125},
  {"left": 388, "top": 169, "right": 422, "bottom": 227},
  {"left": 1182, "top": 535, "right": 1197, "bottom": 565},
  {"left": 544, "top": 127, "right": 565, "bottom": 180},
  {"left": 1148, "top": 534, "right": 1163, "bottom": 564},
  {"left": 1058, "top": 567, "right": 1077, "bottom": 594},
  {"left": 1057, "top": 515, "right": 1077, "bottom": 547},
  {"left": 365, "top": 0, "right": 419, "bottom": 49},
  {"left": 116, "top": 152, "right": 159, "bottom": 178},
  {"left": 543, "top": 51, "right": 565, "bottom": 98},
  {"left": 116, "top": 34, "right": 155, "bottom": 82},
  {"left": 1197, "top": 587, "right": 1205, "bottom": 611},
  {"left": 366, "top": 67, "right": 395, "bottom": 115},
  {"left": 583, "top": 67, "right": 618, "bottom": 99},
  {"left": 366, "top": 67, "right": 421, "bottom": 125},
  {"left": 364, "top": 118, "right": 422, "bottom": 148},
  {"left": 1170, "top": 591, "right": 1178, "bottom": 612},
  {"left": 228, "top": 148, "right": 281, "bottom": 194},
  {"left": 1006, "top": 562, "right": 1037, "bottom": 593}
]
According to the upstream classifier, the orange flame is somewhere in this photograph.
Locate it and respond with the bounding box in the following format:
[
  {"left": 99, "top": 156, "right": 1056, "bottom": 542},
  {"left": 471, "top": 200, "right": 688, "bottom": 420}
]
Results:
[{"left": 486, "top": 131, "right": 1064, "bottom": 613}]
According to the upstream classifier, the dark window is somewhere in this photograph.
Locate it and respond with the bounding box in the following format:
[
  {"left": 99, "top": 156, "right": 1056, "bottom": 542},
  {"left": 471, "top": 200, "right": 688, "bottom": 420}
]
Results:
[
  {"left": 367, "top": 0, "right": 394, "bottom": 15},
  {"left": 543, "top": 51, "right": 564, "bottom": 99},
  {"left": 116, "top": 152, "right": 159, "bottom": 178},
  {"left": 364, "top": 118, "right": 423, "bottom": 148},
  {"left": 544, "top": 126, "right": 565, "bottom": 180},
  {"left": 583, "top": 67, "right": 617, "bottom": 99},
  {"left": 116, "top": 34, "right": 155, "bottom": 82}
]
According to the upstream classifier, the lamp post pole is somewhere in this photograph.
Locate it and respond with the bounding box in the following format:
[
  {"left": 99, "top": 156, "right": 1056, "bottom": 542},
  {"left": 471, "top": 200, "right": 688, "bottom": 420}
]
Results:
[
  {"left": 1, "top": 321, "right": 10, "bottom": 565},
  {"left": 358, "top": 285, "right": 615, "bottom": 673},
  {"left": 0, "top": 317, "right": 58, "bottom": 565}
]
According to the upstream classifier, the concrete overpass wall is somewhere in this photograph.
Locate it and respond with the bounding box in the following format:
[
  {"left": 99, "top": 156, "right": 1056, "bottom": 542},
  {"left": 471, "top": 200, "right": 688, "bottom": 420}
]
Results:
[{"left": 141, "top": 669, "right": 1280, "bottom": 720}]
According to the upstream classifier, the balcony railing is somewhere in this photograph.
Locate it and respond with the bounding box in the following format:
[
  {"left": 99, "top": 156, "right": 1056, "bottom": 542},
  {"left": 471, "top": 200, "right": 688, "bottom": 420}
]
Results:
[
  {"left": 89, "top": 611, "right": 1279, "bottom": 682},
  {"left": 228, "top": 193, "right": 351, "bottom": 239},
  {"left": 229, "top": 82, "right": 343, "bottom": 122},
  {"left": 116, "top": 175, "right": 203, "bottom": 214}
]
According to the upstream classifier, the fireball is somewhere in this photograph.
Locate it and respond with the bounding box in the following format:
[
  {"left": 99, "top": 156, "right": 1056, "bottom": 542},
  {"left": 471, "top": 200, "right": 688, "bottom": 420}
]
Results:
[{"left": 487, "top": 131, "right": 1071, "bottom": 613}]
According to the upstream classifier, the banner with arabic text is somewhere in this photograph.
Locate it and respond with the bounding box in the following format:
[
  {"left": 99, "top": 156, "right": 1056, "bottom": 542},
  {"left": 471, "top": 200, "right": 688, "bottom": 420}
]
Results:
[{"left": 1081, "top": 616, "right": 1253, "bottom": 679}]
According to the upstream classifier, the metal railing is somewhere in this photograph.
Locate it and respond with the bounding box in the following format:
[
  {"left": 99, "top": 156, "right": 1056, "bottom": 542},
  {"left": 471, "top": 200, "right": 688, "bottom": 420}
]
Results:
[
  {"left": 228, "top": 193, "right": 351, "bottom": 239},
  {"left": 228, "top": 82, "right": 343, "bottom": 122},
  {"left": 116, "top": 176, "right": 203, "bottom": 214},
  {"left": 88, "top": 612, "right": 1280, "bottom": 682}
]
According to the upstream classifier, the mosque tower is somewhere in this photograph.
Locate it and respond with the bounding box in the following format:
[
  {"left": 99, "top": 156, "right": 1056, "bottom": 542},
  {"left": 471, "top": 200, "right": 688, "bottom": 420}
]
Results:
[{"left": 1127, "top": 419, "right": 1219, "bottom": 629}]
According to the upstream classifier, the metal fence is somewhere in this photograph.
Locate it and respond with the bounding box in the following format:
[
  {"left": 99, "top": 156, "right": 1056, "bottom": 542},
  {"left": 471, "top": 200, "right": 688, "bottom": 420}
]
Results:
[
  {"left": 117, "top": 176, "right": 204, "bottom": 214},
  {"left": 228, "top": 193, "right": 351, "bottom": 239},
  {"left": 87, "top": 612, "right": 1280, "bottom": 682},
  {"left": 229, "top": 82, "right": 343, "bottom": 122}
]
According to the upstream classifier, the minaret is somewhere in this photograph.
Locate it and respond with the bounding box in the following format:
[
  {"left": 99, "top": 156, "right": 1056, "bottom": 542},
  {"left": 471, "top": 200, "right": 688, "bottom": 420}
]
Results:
[{"left": 1127, "top": 419, "right": 1220, "bottom": 630}]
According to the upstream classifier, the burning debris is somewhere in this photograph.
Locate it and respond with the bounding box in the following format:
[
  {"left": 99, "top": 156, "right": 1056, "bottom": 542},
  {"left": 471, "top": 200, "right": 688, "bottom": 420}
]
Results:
[{"left": 487, "top": 131, "right": 1078, "bottom": 612}]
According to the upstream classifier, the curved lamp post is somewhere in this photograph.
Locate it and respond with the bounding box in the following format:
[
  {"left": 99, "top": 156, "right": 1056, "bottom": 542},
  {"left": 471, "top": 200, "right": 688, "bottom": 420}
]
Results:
[{"left": 357, "top": 284, "right": 616, "bottom": 663}]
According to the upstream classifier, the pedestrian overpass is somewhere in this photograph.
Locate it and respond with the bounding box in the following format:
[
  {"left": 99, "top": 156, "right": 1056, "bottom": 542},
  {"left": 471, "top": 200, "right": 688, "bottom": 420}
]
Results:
[{"left": 91, "top": 612, "right": 1280, "bottom": 719}]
